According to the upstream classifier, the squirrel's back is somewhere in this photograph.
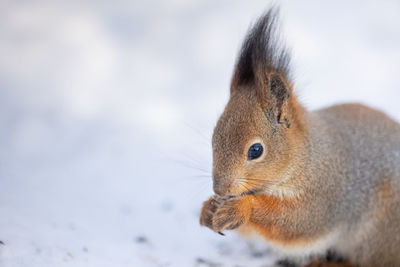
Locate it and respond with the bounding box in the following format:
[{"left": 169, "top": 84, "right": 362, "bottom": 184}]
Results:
[
  {"left": 310, "top": 103, "right": 400, "bottom": 266},
  {"left": 313, "top": 103, "right": 400, "bottom": 182}
]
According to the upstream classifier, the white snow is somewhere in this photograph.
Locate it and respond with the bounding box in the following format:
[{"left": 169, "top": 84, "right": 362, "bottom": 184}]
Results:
[{"left": 0, "top": 0, "right": 399, "bottom": 266}]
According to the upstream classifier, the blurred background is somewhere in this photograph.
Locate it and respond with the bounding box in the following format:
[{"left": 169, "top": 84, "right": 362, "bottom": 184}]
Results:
[{"left": 0, "top": 0, "right": 399, "bottom": 266}]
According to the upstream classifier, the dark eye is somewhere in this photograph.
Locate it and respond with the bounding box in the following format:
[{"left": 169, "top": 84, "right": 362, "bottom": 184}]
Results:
[{"left": 248, "top": 143, "right": 263, "bottom": 160}]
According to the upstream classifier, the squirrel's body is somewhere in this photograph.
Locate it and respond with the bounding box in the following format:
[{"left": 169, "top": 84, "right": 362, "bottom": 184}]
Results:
[
  {"left": 200, "top": 9, "right": 400, "bottom": 266},
  {"left": 305, "top": 104, "right": 400, "bottom": 265},
  {"left": 249, "top": 103, "right": 400, "bottom": 265}
]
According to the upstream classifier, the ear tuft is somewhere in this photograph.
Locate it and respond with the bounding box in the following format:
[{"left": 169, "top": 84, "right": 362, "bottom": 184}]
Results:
[
  {"left": 231, "top": 7, "right": 296, "bottom": 128},
  {"left": 231, "top": 7, "right": 291, "bottom": 94}
]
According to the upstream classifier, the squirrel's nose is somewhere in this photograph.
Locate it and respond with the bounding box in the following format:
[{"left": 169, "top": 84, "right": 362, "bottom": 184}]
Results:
[
  {"left": 212, "top": 175, "right": 231, "bottom": 196},
  {"left": 213, "top": 183, "right": 225, "bottom": 196}
]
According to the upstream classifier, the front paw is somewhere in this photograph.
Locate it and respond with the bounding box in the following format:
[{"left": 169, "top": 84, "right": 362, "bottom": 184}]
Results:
[
  {"left": 200, "top": 197, "right": 219, "bottom": 228},
  {"left": 200, "top": 196, "right": 249, "bottom": 233},
  {"left": 212, "top": 197, "right": 245, "bottom": 232}
]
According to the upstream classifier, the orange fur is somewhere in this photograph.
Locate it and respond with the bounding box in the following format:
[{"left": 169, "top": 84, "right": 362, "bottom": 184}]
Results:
[{"left": 243, "top": 195, "right": 316, "bottom": 246}]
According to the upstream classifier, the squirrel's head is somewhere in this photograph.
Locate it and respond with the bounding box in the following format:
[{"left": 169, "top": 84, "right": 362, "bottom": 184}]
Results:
[{"left": 212, "top": 9, "right": 306, "bottom": 197}]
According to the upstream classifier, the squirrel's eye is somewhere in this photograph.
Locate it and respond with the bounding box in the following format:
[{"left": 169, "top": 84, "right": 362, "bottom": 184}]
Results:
[{"left": 248, "top": 143, "right": 263, "bottom": 160}]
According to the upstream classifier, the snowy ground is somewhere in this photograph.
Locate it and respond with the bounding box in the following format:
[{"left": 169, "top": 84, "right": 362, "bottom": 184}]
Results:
[{"left": 0, "top": 1, "right": 399, "bottom": 266}]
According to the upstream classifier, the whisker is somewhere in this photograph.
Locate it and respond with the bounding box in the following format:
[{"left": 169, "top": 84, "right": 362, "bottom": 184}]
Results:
[
  {"left": 249, "top": 178, "right": 276, "bottom": 187},
  {"left": 237, "top": 180, "right": 261, "bottom": 194},
  {"left": 236, "top": 180, "right": 262, "bottom": 187},
  {"left": 169, "top": 158, "right": 211, "bottom": 174},
  {"left": 242, "top": 177, "right": 270, "bottom": 183},
  {"left": 180, "top": 150, "right": 210, "bottom": 167},
  {"left": 239, "top": 181, "right": 252, "bottom": 192},
  {"left": 238, "top": 177, "right": 266, "bottom": 184},
  {"left": 183, "top": 179, "right": 212, "bottom": 202},
  {"left": 182, "top": 121, "right": 211, "bottom": 146},
  {"left": 238, "top": 182, "right": 263, "bottom": 198},
  {"left": 191, "top": 175, "right": 212, "bottom": 178},
  {"left": 236, "top": 178, "right": 265, "bottom": 185}
]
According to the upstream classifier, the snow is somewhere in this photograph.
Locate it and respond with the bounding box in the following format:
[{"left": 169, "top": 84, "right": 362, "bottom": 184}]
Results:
[{"left": 0, "top": 0, "right": 399, "bottom": 266}]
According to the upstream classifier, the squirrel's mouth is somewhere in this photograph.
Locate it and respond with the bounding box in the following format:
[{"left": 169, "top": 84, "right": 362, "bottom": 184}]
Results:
[
  {"left": 238, "top": 188, "right": 262, "bottom": 197},
  {"left": 215, "top": 188, "right": 261, "bottom": 200}
]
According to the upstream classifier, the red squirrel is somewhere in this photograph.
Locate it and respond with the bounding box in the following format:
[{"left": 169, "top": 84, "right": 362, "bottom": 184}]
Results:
[{"left": 200, "top": 8, "right": 400, "bottom": 267}]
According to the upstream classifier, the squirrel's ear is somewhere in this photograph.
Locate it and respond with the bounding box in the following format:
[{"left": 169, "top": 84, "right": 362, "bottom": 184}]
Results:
[
  {"left": 230, "top": 8, "right": 293, "bottom": 128},
  {"left": 265, "top": 72, "right": 291, "bottom": 128}
]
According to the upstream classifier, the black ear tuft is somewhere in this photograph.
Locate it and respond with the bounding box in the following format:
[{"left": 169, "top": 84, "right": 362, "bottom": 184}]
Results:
[{"left": 231, "top": 7, "right": 291, "bottom": 98}]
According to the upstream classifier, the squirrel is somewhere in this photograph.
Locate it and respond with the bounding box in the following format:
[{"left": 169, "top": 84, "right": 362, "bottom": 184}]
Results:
[{"left": 199, "top": 7, "right": 400, "bottom": 267}]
